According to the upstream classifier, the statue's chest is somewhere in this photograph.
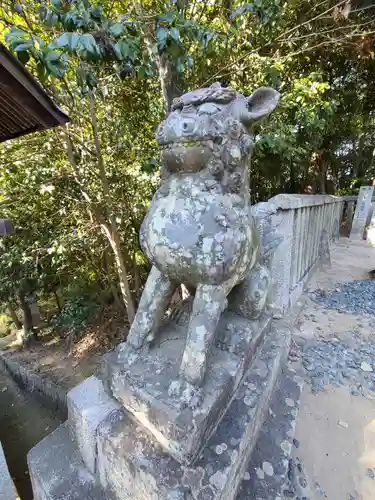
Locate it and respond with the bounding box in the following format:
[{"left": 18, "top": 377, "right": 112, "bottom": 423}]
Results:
[
  {"left": 145, "top": 179, "right": 247, "bottom": 245},
  {"left": 140, "top": 178, "right": 252, "bottom": 284}
]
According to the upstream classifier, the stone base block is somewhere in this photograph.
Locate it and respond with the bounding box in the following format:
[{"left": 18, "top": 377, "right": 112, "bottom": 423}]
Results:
[
  {"left": 97, "top": 323, "right": 290, "bottom": 500},
  {"left": 236, "top": 369, "right": 303, "bottom": 499},
  {"left": 27, "top": 422, "right": 110, "bottom": 500},
  {"left": 0, "top": 442, "right": 18, "bottom": 500},
  {"left": 102, "top": 311, "right": 272, "bottom": 465},
  {"left": 67, "top": 376, "right": 121, "bottom": 474}
]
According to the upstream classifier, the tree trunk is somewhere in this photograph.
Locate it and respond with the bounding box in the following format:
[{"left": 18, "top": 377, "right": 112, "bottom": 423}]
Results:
[
  {"left": 18, "top": 291, "right": 33, "bottom": 342},
  {"left": 101, "top": 223, "right": 135, "bottom": 322},
  {"left": 154, "top": 53, "right": 184, "bottom": 113},
  {"left": 53, "top": 290, "right": 62, "bottom": 312},
  {"left": 89, "top": 94, "right": 136, "bottom": 324},
  {"left": 319, "top": 163, "right": 327, "bottom": 194},
  {"left": 103, "top": 249, "right": 125, "bottom": 312},
  {"left": 7, "top": 300, "right": 22, "bottom": 329},
  {"left": 136, "top": 2, "right": 184, "bottom": 114}
]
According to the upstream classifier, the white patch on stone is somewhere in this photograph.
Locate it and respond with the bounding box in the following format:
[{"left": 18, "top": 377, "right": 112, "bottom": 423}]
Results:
[
  {"left": 243, "top": 472, "right": 250, "bottom": 481},
  {"left": 280, "top": 440, "right": 292, "bottom": 455},
  {"left": 244, "top": 396, "right": 254, "bottom": 406},
  {"left": 361, "top": 361, "right": 373, "bottom": 372},
  {"left": 230, "top": 450, "right": 238, "bottom": 464},
  {"left": 262, "top": 461, "right": 274, "bottom": 476},
  {"left": 338, "top": 420, "right": 348, "bottom": 428},
  {"left": 285, "top": 397, "right": 295, "bottom": 407},
  {"left": 209, "top": 470, "right": 227, "bottom": 490},
  {"left": 255, "top": 468, "right": 265, "bottom": 479}
]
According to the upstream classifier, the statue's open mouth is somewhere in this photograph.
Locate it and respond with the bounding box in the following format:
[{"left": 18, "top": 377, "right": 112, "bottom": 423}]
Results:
[{"left": 158, "top": 136, "right": 223, "bottom": 148}]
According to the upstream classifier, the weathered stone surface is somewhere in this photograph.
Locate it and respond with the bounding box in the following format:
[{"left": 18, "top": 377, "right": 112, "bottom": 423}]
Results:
[
  {"left": 236, "top": 369, "right": 303, "bottom": 500},
  {"left": 67, "top": 376, "right": 120, "bottom": 474},
  {"left": 350, "top": 186, "right": 374, "bottom": 240},
  {"left": 97, "top": 324, "right": 290, "bottom": 500},
  {"left": 103, "top": 309, "right": 272, "bottom": 464},
  {"left": 0, "top": 442, "right": 17, "bottom": 500},
  {"left": 122, "top": 83, "right": 280, "bottom": 390},
  {"left": 27, "top": 422, "right": 109, "bottom": 500}
]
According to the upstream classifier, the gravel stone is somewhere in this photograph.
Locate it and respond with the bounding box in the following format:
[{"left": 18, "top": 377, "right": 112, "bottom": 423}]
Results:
[
  {"left": 311, "top": 280, "right": 375, "bottom": 316},
  {"left": 299, "top": 326, "right": 375, "bottom": 397}
]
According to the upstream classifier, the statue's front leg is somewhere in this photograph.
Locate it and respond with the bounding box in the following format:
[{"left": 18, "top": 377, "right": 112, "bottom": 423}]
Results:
[
  {"left": 126, "top": 265, "right": 176, "bottom": 349},
  {"left": 179, "top": 283, "right": 230, "bottom": 387}
]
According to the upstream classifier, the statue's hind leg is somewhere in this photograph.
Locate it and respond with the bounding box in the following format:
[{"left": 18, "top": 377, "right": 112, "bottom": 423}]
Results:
[
  {"left": 179, "top": 282, "right": 231, "bottom": 387},
  {"left": 126, "top": 266, "right": 176, "bottom": 349}
]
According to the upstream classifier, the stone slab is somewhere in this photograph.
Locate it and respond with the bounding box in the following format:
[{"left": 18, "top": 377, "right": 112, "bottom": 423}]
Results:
[
  {"left": 350, "top": 186, "right": 374, "bottom": 240},
  {"left": 236, "top": 369, "right": 303, "bottom": 500},
  {"left": 102, "top": 310, "right": 272, "bottom": 465},
  {"left": 97, "top": 323, "right": 290, "bottom": 500},
  {"left": 27, "top": 422, "right": 110, "bottom": 500},
  {"left": 0, "top": 442, "right": 18, "bottom": 500},
  {"left": 67, "top": 376, "right": 121, "bottom": 474}
]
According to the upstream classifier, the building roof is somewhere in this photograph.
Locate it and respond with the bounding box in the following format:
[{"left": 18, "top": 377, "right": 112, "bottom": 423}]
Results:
[{"left": 0, "top": 43, "right": 69, "bottom": 142}]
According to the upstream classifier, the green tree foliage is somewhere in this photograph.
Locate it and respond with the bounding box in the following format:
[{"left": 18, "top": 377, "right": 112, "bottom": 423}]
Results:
[{"left": 1, "top": 0, "right": 375, "bottom": 341}]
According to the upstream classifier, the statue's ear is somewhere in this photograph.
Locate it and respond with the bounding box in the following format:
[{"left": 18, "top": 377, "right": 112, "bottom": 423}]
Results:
[{"left": 241, "top": 87, "right": 280, "bottom": 125}]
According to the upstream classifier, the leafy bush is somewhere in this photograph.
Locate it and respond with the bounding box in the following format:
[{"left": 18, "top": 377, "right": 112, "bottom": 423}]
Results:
[
  {"left": 51, "top": 296, "right": 102, "bottom": 336},
  {"left": 0, "top": 313, "right": 12, "bottom": 338}
]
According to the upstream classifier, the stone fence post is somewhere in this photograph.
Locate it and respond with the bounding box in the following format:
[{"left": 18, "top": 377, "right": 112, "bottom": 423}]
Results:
[{"left": 349, "top": 186, "right": 374, "bottom": 240}]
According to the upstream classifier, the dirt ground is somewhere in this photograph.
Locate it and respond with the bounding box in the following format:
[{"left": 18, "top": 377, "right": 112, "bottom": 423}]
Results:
[
  {"left": 291, "top": 239, "right": 375, "bottom": 500},
  {"left": 0, "top": 307, "right": 126, "bottom": 391}
]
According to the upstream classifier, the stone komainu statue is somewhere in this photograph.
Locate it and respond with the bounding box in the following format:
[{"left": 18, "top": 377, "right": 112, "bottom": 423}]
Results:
[{"left": 120, "top": 83, "right": 280, "bottom": 393}]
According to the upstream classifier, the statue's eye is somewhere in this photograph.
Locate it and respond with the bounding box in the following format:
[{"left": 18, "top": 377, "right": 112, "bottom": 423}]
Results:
[
  {"left": 198, "top": 103, "right": 221, "bottom": 115},
  {"left": 181, "top": 118, "right": 196, "bottom": 134}
]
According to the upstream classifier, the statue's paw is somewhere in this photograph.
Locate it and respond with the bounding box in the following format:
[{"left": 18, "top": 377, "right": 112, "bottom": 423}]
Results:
[{"left": 168, "top": 379, "right": 203, "bottom": 410}]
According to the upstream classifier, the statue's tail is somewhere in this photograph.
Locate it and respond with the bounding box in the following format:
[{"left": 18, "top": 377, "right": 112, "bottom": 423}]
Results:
[
  {"left": 252, "top": 202, "right": 283, "bottom": 266},
  {"left": 259, "top": 233, "right": 284, "bottom": 264}
]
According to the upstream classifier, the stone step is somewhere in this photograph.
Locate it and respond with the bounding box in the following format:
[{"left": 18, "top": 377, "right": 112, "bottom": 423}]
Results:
[
  {"left": 67, "top": 375, "right": 121, "bottom": 475},
  {"left": 96, "top": 322, "right": 291, "bottom": 500},
  {"left": 236, "top": 369, "right": 303, "bottom": 500},
  {"left": 27, "top": 422, "right": 111, "bottom": 500}
]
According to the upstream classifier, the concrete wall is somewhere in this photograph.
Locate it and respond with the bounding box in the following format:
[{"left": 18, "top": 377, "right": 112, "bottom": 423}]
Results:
[{"left": 253, "top": 194, "right": 344, "bottom": 314}]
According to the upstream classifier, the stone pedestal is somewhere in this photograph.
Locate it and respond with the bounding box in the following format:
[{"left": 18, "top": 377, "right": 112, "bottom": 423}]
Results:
[
  {"left": 98, "top": 324, "right": 290, "bottom": 500},
  {"left": 102, "top": 310, "right": 272, "bottom": 464},
  {"left": 25, "top": 308, "right": 295, "bottom": 500}
]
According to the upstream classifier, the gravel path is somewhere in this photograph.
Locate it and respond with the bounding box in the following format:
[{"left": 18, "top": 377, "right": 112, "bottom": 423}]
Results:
[{"left": 311, "top": 280, "right": 375, "bottom": 316}]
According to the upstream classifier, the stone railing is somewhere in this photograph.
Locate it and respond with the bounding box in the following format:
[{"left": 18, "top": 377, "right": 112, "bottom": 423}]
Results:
[{"left": 254, "top": 194, "right": 344, "bottom": 313}]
